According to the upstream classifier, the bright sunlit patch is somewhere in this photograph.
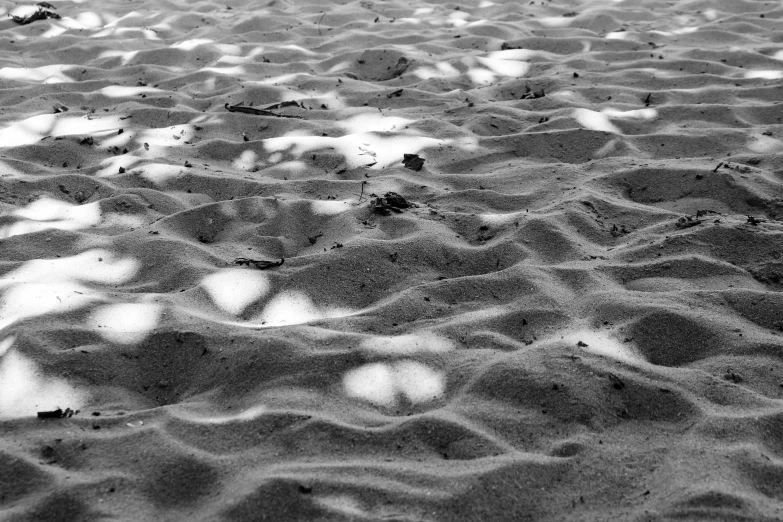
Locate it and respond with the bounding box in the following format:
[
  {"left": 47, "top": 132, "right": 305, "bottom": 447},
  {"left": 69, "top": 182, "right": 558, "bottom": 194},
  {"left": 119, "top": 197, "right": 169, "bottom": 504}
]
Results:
[
  {"left": 0, "top": 198, "right": 102, "bottom": 238},
  {"left": 445, "top": 11, "right": 470, "bottom": 27},
  {"left": 173, "top": 404, "right": 267, "bottom": 424},
  {"left": 563, "top": 330, "right": 643, "bottom": 364},
  {"left": 0, "top": 112, "right": 124, "bottom": 148},
  {"left": 606, "top": 31, "right": 630, "bottom": 40},
  {"left": 310, "top": 199, "right": 352, "bottom": 216},
  {"left": 413, "top": 62, "right": 461, "bottom": 80},
  {"left": 467, "top": 68, "right": 496, "bottom": 85},
  {"left": 217, "top": 55, "right": 249, "bottom": 65},
  {"left": 480, "top": 211, "right": 524, "bottom": 226},
  {"left": 326, "top": 60, "right": 351, "bottom": 73},
  {"left": 0, "top": 64, "right": 76, "bottom": 83},
  {"left": 0, "top": 282, "right": 99, "bottom": 331},
  {"left": 703, "top": 9, "right": 719, "bottom": 21},
  {"left": 537, "top": 16, "right": 574, "bottom": 28},
  {"left": 744, "top": 70, "right": 783, "bottom": 80},
  {"left": 88, "top": 303, "right": 162, "bottom": 344},
  {"left": 97, "top": 85, "right": 164, "bottom": 98},
  {"left": 3, "top": 249, "right": 140, "bottom": 285},
  {"left": 75, "top": 11, "right": 104, "bottom": 28},
  {"left": 280, "top": 44, "right": 320, "bottom": 56},
  {"left": 0, "top": 336, "right": 15, "bottom": 358},
  {"left": 201, "top": 66, "right": 246, "bottom": 76},
  {"left": 213, "top": 43, "right": 243, "bottom": 56},
  {"left": 0, "top": 346, "right": 87, "bottom": 418},
  {"left": 138, "top": 163, "right": 188, "bottom": 184},
  {"left": 201, "top": 269, "right": 270, "bottom": 316},
  {"left": 98, "top": 49, "right": 139, "bottom": 65},
  {"left": 136, "top": 124, "right": 195, "bottom": 147},
  {"left": 314, "top": 495, "right": 367, "bottom": 518},
  {"left": 337, "top": 113, "right": 415, "bottom": 134},
  {"left": 476, "top": 56, "right": 530, "bottom": 77},
  {"left": 487, "top": 49, "right": 537, "bottom": 61},
  {"left": 343, "top": 363, "right": 395, "bottom": 405},
  {"left": 672, "top": 26, "right": 699, "bottom": 35},
  {"left": 747, "top": 134, "right": 783, "bottom": 153},
  {"left": 171, "top": 38, "right": 213, "bottom": 51},
  {"left": 252, "top": 291, "right": 355, "bottom": 327},
  {"left": 270, "top": 160, "right": 307, "bottom": 174},
  {"left": 232, "top": 150, "right": 258, "bottom": 170},
  {"left": 602, "top": 108, "right": 658, "bottom": 121},
  {"left": 256, "top": 291, "right": 322, "bottom": 326},
  {"left": 359, "top": 331, "right": 454, "bottom": 355},
  {"left": 392, "top": 360, "right": 445, "bottom": 403},
  {"left": 343, "top": 360, "right": 445, "bottom": 406},
  {"left": 573, "top": 108, "right": 622, "bottom": 134}
]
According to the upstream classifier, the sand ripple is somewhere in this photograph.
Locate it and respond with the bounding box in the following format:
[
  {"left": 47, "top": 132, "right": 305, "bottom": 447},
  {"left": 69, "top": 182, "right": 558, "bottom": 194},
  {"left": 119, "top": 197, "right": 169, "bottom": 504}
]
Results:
[{"left": 1, "top": 0, "right": 783, "bottom": 519}]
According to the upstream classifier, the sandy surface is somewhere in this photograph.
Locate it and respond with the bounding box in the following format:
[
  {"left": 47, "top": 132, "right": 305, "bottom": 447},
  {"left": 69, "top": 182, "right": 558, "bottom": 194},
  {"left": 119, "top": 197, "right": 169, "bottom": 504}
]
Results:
[{"left": 1, "top": 0, "right": 783, "bottom": 520}]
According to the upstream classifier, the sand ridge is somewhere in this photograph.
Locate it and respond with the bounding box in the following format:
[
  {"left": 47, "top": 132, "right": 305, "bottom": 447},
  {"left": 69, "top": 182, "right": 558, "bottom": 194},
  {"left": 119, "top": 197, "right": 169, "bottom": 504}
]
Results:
[{"left": 1, "top": 0, "right": 783, "bottom": 520}]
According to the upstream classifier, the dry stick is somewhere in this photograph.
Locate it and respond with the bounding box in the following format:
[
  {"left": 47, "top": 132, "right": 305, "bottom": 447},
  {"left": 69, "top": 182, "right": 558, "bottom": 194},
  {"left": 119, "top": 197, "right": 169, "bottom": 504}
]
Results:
[{"left": 317, "top": 12, "right": 325, "bottom": 35}]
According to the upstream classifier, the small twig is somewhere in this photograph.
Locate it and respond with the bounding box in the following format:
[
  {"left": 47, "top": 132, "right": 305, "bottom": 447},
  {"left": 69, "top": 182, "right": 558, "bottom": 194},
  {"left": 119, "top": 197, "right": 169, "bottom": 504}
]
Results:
[
  {"left": 358, "top": 180, "right": 367, "bottom": 202},
  {"left": 317, "top": 12, "right": 325, "bottom": 35},
  {"left": 224, "top": 103, "right": 303, "bottom": 119},
  {"left": 234, "top": 257, "right": 284, "bottom": 270},
  {"left": 712, "top": 162, "right": 723, "bottom": 172}
]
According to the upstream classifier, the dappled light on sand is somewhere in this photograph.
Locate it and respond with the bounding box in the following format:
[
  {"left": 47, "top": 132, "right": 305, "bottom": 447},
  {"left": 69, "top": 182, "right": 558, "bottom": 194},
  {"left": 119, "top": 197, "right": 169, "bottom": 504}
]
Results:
[
  {"left": 0, "top": 249, "right": 140, "bottom": 330},
  {"left": 263, "top": 132, "right": 446, "bottom": 170},
  {"left": 254, "top": 291, "right": 355, "bottom": 327},
  {"left": 0, "top": 282, "right": 99, "bottom": 331},
  {"left": 0, "top": 112, "right": 124, "bottom": 147},
  {"left": 0, "top": 64, "right": 78, "bottom": 83},
  {"left": 2, "top": 249, "right": 140, "bottom": 285},
  {"left": 88, "top": 303, "right": 163, "bottom": 344},
  {"left": 2, "top": 0, "right": 783, "bottom": 518},
  {"left": 0, "top": 337, "right": 87, "bottom": 418},
  {"left": 359, "top": 331, "right": 455, "bottom": 355},
  {"left": 6, "top": 197, "right": 101, "bottom": 235},
  {"left": 201, "top": 268, "right": 270, "bottom": 316},
  {"left": 343, "top": 360, "right": 445, "bottom": 407},
  {"left": 563, "top": 329, "right": 644, "bottom": 365}
]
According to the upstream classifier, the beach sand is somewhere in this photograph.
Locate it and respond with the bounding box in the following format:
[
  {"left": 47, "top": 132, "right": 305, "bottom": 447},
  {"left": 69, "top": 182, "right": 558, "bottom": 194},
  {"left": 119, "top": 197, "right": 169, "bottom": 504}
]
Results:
[{"left": 1, "top": 0, "right": 783, "bottom": 519}]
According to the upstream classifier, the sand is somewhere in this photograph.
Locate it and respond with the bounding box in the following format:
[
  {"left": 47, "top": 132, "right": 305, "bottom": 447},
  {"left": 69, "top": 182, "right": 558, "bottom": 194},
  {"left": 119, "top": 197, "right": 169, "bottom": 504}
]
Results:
[{"left": 1, "top": 0, "right": 783, "bottom": 519}]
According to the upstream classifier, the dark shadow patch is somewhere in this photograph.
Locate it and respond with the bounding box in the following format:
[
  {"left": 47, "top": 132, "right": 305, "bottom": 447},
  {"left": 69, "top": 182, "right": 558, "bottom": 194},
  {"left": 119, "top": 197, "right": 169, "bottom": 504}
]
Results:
[
  {"left": 353, "top": 49, "right": 410, "bottom": 81},
  {"left": 0, "top": 452, "right": 53, "bottom": 506},
  {"left": 220, "top": 478, "right": 328, "bottom": 521},
  {"left": 7, "top": 491, "right": 102, "bottom": 522},
  {"left": 628, "top": 310, "right": 723, "bottom": 366},
  {"left": 142, "top": 455, "right": 220, "bottom": 508}
]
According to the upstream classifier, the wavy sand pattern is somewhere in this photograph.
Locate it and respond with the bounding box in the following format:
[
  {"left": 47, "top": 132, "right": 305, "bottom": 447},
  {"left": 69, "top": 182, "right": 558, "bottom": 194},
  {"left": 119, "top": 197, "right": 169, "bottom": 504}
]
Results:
[{"left": 1, "top": 0, "right": 783, "bottom": 520}]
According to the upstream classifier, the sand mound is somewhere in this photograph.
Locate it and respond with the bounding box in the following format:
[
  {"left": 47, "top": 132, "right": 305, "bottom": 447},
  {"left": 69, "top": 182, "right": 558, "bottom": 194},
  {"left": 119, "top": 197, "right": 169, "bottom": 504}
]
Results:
[{"left": 2, "top": 0, "right": 783, "bottom": 520}]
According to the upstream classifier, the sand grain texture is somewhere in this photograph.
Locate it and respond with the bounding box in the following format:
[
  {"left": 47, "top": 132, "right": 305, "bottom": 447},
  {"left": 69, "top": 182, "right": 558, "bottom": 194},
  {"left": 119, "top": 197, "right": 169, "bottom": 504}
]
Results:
[{"left": 1, "top": 0, "right": 783, "bottom": 520}]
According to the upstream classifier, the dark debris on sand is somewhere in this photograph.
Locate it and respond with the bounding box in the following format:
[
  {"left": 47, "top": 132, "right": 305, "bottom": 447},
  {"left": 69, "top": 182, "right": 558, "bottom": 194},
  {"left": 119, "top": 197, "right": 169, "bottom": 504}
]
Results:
[
  {"left": 233, "top": 258, "right": 285, "bottom": 270},
  {"left": 370, "top": 192, "right": 412, "bottom": 215},
  {"left": 10, "top": 5, "right": 60, "bottom": 24},
  {"left": 402, "top": 153, "right": 424, "bottom": 171}
]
